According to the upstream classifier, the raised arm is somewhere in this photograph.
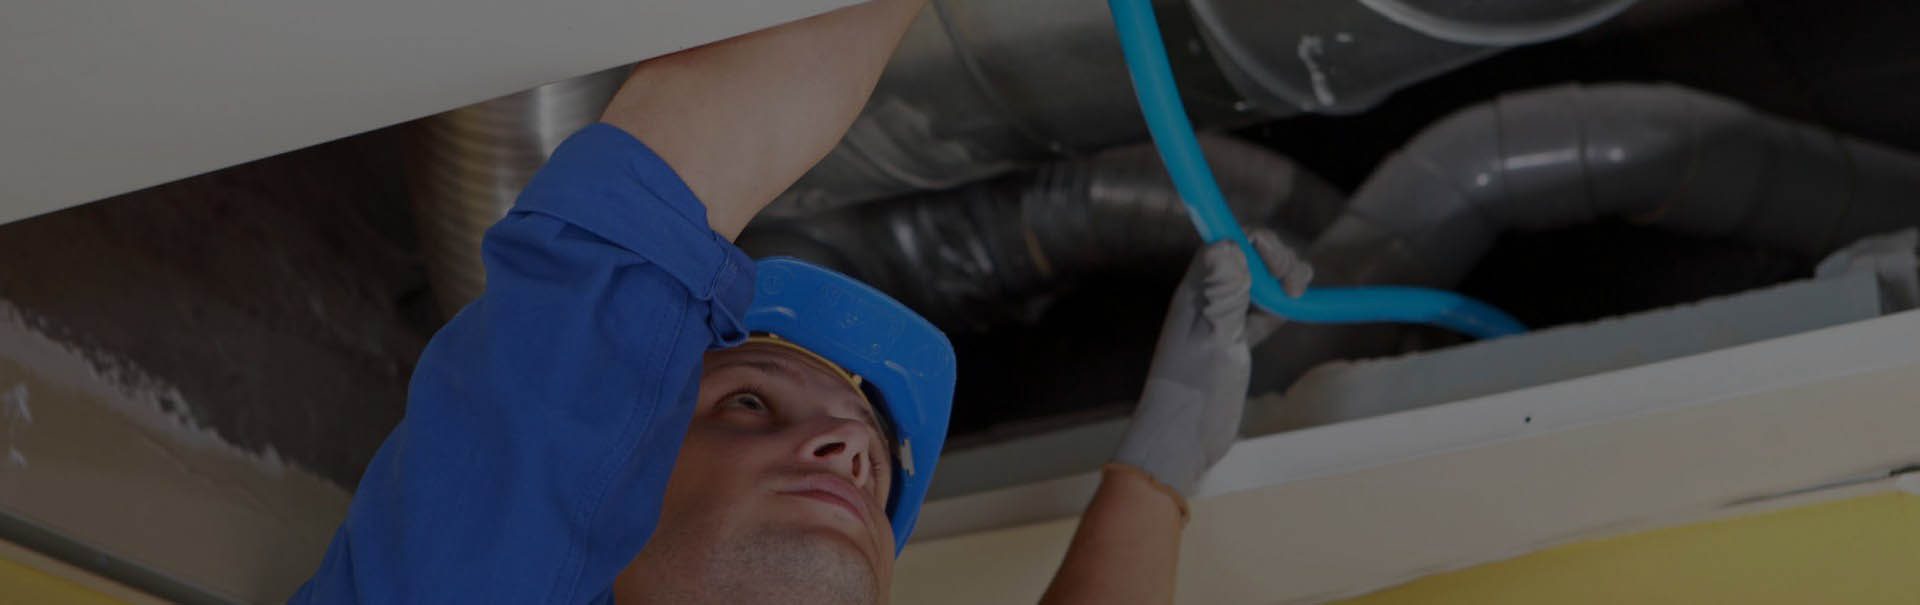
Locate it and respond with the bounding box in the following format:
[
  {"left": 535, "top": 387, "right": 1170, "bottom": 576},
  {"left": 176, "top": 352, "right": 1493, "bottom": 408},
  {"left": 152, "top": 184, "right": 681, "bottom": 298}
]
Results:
[
  {"left": 1041, "top": 234, "right": 1307, "bottom": 604},
  {"left": 600, "top": 0, "right": 926, "bottom": 240}
]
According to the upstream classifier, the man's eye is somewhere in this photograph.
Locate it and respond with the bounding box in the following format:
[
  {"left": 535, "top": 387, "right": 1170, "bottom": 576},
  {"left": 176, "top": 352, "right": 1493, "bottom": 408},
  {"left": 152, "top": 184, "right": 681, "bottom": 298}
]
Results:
[{"left": 722, "top": 392, "right": 769, "bottom": 413}]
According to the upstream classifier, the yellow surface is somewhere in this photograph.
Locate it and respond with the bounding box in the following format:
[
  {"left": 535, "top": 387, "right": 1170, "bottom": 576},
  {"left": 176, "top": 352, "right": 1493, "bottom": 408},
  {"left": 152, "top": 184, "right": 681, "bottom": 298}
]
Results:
[
  {"left": 1342, "top": 492, "right": 1920, "bottom": 605},
  {"left": 0, "top": 556, "right": 125, "bottom": 605}
]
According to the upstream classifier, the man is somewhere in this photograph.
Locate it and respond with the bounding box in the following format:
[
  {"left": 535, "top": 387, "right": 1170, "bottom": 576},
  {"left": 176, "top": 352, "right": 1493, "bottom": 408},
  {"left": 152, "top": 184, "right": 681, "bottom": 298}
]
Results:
[{"left": 297, "top": 0, "right": 1305, "bottom": 602}]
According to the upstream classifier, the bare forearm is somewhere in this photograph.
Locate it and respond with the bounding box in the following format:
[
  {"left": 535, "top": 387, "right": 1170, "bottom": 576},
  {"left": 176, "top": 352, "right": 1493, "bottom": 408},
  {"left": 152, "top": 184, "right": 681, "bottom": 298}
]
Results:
[
  {"left": 600, "top": 0, "right": 924, "bottom": 239},
  {"left": 1040, "top": 464, "right": 1187, "bottom": 605}
]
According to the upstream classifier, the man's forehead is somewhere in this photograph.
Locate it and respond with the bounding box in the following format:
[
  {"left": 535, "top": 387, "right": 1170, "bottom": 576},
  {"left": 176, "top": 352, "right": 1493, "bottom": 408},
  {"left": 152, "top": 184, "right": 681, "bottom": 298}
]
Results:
[{"left": 706, "top": 342, "right": 844, "bottom": 386}]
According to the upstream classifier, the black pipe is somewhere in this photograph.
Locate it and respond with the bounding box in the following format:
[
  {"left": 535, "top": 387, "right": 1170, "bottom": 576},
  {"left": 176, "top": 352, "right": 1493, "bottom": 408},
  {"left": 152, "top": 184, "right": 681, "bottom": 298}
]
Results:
[{"left": 740, "top": 134, "right": 1343, "bottom": 331}]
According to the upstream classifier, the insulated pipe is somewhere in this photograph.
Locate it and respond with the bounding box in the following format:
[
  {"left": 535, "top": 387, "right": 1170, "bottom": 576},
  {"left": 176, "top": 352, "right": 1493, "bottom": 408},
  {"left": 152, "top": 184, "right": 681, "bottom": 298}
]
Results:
[
  {"left": 1108, "top": 0, "right": 1527, "bottom": 339},
  {"left": 739, "top": 135, "right": 1345, "bottom": 330},
  {"left": 1310, "top": 83, "right": 1920, "bottom": 290},
  {"left": 1251, "top": 83, "right": 1920, "bottom": 393}
]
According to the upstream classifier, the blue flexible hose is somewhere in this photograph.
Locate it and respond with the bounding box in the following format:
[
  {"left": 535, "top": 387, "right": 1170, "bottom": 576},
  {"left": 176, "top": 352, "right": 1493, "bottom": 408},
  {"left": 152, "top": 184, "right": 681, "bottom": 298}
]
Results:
[{"left": 1105, "top": 0, "right": 1526, "bottom": 339}]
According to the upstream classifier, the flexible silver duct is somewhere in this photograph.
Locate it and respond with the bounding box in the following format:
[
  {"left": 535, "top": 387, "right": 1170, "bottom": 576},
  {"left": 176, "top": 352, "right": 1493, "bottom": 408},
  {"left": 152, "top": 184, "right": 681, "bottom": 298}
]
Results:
[
  {"left": 1253, "top": 83, "right": 1920, "bottom": 393},
  {"left": 740, "top": 134, "right": 1343, "bottom": 330},
  {"left": 408, "top": 66, "right": 628, "bottom": 317}
]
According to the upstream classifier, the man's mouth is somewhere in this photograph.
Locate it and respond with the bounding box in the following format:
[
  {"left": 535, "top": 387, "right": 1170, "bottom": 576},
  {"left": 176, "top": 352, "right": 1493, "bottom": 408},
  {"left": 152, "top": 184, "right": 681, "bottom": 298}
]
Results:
[{"left": 777, "top": 474, "right": 874, "bottom": 525}]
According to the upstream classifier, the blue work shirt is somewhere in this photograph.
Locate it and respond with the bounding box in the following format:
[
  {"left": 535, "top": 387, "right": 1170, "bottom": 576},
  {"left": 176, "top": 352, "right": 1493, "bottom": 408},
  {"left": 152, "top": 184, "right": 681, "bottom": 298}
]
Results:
[{"left": 295, "top": 123, "right": 756, "bottom": 604}]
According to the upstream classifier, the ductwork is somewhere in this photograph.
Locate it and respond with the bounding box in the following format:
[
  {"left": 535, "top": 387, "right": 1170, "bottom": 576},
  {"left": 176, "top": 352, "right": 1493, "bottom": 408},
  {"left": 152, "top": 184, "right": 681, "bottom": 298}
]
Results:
[
  {"left": 408, "top": 66, "right": 629, "bottom": 318},
  {"left": 763, "top": 0, "right": 1255, "bottom": 218},
  {"left": 775, "top": 0, "right": 1638, "bottom": 216},
  {"left": 1353, "top": 0, "right": 1636, "bottom": 46},
  {"left": 408, "top": 1, "right": 1629, "bottom": 314},
  {"left": 1186, "top": 0, "right": 1634, "bottom": 115},
  {"left": 405, "top": 0, "right": 1248, "bottom": 314},
  {"left": 739, "top": 134, "right": 1344, "bottom": 330},
  {"left": 1314, "top": 83, "right": 1920, "bottom": 288},
  {"left": 1254, "top": 83, "right": 1920, "bottom": 392}
]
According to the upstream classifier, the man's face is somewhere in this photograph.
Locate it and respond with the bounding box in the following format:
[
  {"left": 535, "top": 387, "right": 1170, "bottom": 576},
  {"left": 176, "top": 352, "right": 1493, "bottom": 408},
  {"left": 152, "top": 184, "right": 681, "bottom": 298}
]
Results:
[{"left": 616, "top": 341, "right": 895, "bottom": 604}]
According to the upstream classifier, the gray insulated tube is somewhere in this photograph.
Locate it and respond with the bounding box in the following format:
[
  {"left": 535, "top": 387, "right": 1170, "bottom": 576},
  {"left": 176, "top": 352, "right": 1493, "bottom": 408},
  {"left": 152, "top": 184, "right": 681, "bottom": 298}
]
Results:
[
  {"left": 1254, "top": 82, "right": 1920, "bottom": 394},
  {"left": 738, "top": 134, "right": 1344, "bottom": 330},
  {"left": 1312, "top": 83, "right": 1920, "bottom": 290}
]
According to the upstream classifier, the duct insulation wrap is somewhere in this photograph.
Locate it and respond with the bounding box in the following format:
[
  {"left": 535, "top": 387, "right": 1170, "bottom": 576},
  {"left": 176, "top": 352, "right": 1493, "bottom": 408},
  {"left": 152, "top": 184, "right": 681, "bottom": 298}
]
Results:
[
  {"left": 739, "top": 134, "right": 1344, "bottom": 331},
  {"left": 771, "top": 0, "right": 1634, "bottom": 216},
  {"left": 766, "top": 0, "right": 1255, "bottom": 218},
  {"left": 408, "top": 66, "right": 629, "bottom": 317},
  {"left": 1255, "top": 83, "right": 1920, "bottom": 393}
]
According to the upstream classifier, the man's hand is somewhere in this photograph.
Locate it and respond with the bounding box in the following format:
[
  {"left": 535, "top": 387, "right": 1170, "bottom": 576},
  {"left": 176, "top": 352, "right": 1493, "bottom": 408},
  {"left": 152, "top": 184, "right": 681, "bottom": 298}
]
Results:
[{"left": 1114, "top": 230, "right": 1310, "bottom": 496}]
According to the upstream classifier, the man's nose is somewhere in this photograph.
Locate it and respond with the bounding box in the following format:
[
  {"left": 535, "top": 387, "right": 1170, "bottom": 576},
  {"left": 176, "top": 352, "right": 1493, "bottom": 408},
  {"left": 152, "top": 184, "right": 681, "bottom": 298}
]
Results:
[{"left": 795, "top": 418, "right": 876, "bottom": 491}]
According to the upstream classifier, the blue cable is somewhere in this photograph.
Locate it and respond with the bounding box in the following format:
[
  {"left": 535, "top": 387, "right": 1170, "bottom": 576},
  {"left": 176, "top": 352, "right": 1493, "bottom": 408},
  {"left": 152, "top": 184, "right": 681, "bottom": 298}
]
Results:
[{"left": 1105, "top": 0, "right": 1526, "bottom": 339}]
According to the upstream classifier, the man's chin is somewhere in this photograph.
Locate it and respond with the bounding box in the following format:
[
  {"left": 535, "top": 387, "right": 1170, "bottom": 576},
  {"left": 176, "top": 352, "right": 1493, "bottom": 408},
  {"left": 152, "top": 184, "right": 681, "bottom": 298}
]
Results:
[{"left": 723, "top": 527, "right": 882, "bottom": 605}]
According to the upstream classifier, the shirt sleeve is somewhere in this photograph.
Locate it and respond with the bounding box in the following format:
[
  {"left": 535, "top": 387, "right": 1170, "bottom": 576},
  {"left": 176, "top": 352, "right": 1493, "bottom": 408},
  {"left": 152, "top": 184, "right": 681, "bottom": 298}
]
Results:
[{"left": 294, "top": 123, "right": 755, "bottom": 604}]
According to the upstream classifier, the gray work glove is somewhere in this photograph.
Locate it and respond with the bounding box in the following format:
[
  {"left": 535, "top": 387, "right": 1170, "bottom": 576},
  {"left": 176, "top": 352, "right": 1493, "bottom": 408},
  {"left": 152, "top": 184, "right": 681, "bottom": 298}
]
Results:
[{"left": 1113, "top": 230, "right": 1311, "bottom": 496}]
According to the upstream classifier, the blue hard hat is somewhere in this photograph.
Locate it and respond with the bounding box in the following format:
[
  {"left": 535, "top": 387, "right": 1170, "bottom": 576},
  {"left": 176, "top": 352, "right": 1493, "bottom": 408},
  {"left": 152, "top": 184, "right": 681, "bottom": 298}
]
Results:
[{"left": 743, "top": 257, "right": 956, "bottom": 554}]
